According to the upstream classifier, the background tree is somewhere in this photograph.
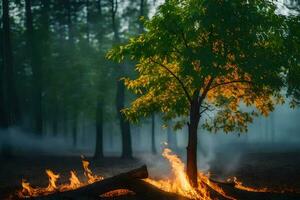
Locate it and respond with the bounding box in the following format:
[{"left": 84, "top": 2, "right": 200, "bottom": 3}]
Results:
[{"left": 108, "top": 0, "right": 299, "bottom": 187}]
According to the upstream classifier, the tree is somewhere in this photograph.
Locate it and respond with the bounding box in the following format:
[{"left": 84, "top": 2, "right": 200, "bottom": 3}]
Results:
[
  {"left": 151, "top": 114, "right": 156, "bottom": 154},
  {"left": 109, "top": 0, "right": 133, "bottom": 158},
  {"left": 25, "top": 0, "right": 44, "bottom": 135},
  {"left": 2, "top": 0, "right": 20, "bottom": 127},
  {"left": 167, "top": 120, "right": 177, "bottom": 150},
  {"left": 108, "top": 0, "right": 298, "bottom": 187}
]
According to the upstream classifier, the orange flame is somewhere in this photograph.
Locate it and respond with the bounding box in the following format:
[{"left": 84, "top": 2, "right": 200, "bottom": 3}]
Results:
[
  {"left": 81, "top": 159, "right": 103, "bottom": 183},
  {"left": 45, "top": 170, "right": 59, "bottom": 191},
  {"left": 18, "top": 157, "right": 103, "bottom": 198},
  {"left": 145, "top": 148, "right": 235, "bottom": 200},
  {"left": 228, "top": 177, "right": 268, "bottom": 192}
]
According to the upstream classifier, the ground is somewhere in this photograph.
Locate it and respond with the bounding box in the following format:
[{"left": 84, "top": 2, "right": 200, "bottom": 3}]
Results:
[{"left": 0, "top": 150, "right": 300, "bottom": 199}]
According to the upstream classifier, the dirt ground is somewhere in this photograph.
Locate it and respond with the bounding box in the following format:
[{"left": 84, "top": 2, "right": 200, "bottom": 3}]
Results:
[{"left": 0, "top": 150, "right": 300, "bottom": 199}]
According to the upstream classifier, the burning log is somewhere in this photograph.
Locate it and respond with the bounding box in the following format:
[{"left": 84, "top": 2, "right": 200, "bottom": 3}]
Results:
[{"left": 15, "top": 165, "right": 190, "bottom": 200}]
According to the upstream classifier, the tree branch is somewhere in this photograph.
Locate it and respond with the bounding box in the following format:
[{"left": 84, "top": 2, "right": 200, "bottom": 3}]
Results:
[
  {"left": 199, "top": 77, "right": 214, "bottom": 104},
  {"left": 200, "top": 104, "right": 214, "bottom": 115},
  {"left": 149, "top": 57, "right": 192, "bottom": 104},
  {"left": 209, "top": 80, "right": 253, "bottom": 92}
]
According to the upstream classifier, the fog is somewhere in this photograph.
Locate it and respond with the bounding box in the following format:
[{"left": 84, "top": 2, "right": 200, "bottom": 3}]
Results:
[{"left": 1, "top": 103, "right": 299, "bottom": 160}]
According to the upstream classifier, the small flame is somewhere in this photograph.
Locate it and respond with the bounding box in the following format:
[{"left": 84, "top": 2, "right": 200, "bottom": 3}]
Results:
[
  {"left": 228, "top": 177, "right": 268, "bottom": 192},
  {"left": 18, "top": 157, "right": 103, "bottom": 198},
  {"left": 45, "top": 170, "right": 59, "bottom": 191},
  {"left": 81, "top": 158, "right": 104, "bottom": 183}
]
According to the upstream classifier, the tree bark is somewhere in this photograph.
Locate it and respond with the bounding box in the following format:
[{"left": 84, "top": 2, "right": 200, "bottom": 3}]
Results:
[
  {"left": 94, "top": 100, "right": 104, "bottom": 158},
  {"left": 2, "top": 0, "right": 20, "bottom": 127},
  {"left": 116, "top": 80, "right": 132, "bottom": 158},
  {"left": 186, "top": 98, "right": 200, "bottom": 188},
  {"left": 25, "top": 0, "right": 43, "bottom": 135},
  {"left": 0, "top": 10, "right": 7, "bottom": 128},
  {"left": 110, "top": 0, "right": 132, "bottom": 158},
  {"left": 167, "top": 120, "right": 177, "bottom": 150},
  {"left": 72, "top": 114, "right": 78, "bottom": 147},
  {"left": 151, "top": 114, "right": 157, "bottom": 154},
  {"left": 139, "top": 0, "right": 145, "bottom": 34}
]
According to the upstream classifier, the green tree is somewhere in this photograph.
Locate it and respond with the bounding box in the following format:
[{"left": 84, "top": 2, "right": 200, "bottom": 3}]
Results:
[{"left": 108, "top": 0, "right": 298, "bottom": 186}]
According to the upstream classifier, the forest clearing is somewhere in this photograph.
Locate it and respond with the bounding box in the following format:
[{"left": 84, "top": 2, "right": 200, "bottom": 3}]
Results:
[{"left": 1, "top": 0, "right": 300, "bottom": 199}]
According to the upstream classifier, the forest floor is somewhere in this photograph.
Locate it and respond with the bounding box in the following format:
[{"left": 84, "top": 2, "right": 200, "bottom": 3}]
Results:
[{"left": 0, "top": 149, "right": 300, "bottom": 199}]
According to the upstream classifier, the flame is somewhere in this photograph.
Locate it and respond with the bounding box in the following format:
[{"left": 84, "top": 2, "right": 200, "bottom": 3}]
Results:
[
  {"left": 81, "top": 158, "right": 103, "bottom": 183},
  {"left": 18, "top": 158, "right": 103, "bottom": 198},
  {"left": 145, "top": 148, "right": 235, "bottom": 200},
  {"left": 226, "top": 177, "right": 268, "bottom": 192},
  {"left": 45, "top": 170, "right": 59, "bottom": 191},
  {"left": 17, "top": 150, "right": 298, "bottom": 199}
]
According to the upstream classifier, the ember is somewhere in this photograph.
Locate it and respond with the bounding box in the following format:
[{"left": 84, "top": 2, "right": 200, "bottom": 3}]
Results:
[{"left": 100, "top": 189, "right": 136, "bottom": 198}]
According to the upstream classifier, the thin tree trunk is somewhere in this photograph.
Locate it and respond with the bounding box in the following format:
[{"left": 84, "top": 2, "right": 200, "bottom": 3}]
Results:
[
  {"left": 72, "top": 114, "right": 78, "bottom": 147},
  {"left": 0, "top": 9, "right": 7, "bottom": 128},
  {"left": 2, "top": 0, "right": 20, "bottom": 127},
  {"left": 25, "top": 0, "right": 43, "bottom": 135},
  {"left": 139, "top": 0, "right": 144, "bottom": 34},
  {"left": 110, "top": 0, "right": 132, "bottom": 158},
  {"left": 167, "top": 120, "right": 177, "bottom": 150},
  {"left": 186, "top": 98, "right": 200, "bottom": 188},
  {"left": 62, "top": 109, "right": 68, "bottom": 137},
  {"left": 151, "top": 114, "right": 156, "bottom": 154},
  {"left": 94, "top": 100, "right": 104, "bottom": 158},
  {"left": 52, "top": 110, "right": 58, "bottom": 136},
  {"left": 116, "top": 80, "right": 132, "bottom": 158}
]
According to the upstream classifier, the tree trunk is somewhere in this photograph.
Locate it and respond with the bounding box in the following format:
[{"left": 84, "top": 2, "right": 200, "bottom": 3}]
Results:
[
  {"left": 186, "top": 99, "right": 200, "bottom": 188},
  {"left": 139, "top": 0, "right": 145, "bottom": 34},
  {"left": 72, "top": 115, "right": 78, "bottom": 147},
  {"left": 0, "top": 15, "right": 7, "bottom": 128},
  {"left": 25, "top": 0, "right": 43, "bottom": 135},
  {"left": 62, "top": 109, "right": 68, "bottom": 136},
  {"left": 52, "top": 116, "right": 58, "bottom": 136},
  {"left": 111, "top": 0, "right": 132, "bottom": 158},
  {"left": 94, "top": 100, "right": 104, "bottom": 158},
  {"left": 2, "top": 0, "right": 20, "bottom": 127},
  {"left": 116, "top": 80, "right": 132, "bottom": 158},
  {"left": 167, "top": 120, "right": 177, "bottom": 150},
  {"left": 151, "top": 114, "right": 156, "bottom": 154}
]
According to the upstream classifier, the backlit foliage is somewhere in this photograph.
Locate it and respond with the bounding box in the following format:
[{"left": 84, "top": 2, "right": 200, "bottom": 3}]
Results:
[{"left": 107, "top": 0, "right": 298, "bottom": 133}]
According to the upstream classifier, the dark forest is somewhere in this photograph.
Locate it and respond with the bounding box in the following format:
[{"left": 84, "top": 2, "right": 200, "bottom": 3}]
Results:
[{"left": 1, "top": 0, "right": 300, "bottom": 200}]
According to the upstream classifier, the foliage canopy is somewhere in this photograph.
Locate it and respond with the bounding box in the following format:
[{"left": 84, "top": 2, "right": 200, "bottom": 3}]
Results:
[{"left": 108, "top": 0, "right": 299, "bottom": 133}]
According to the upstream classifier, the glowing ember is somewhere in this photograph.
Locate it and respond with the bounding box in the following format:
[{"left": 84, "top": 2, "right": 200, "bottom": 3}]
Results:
[{"left": 100, "top": 189, "right": 135, "bottom": 197}]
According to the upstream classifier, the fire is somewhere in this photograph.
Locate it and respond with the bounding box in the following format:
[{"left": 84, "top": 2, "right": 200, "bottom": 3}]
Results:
[
  {"left": 45, "top": 170, "right": 59, "bottom": 191},
  {"left": 18, "top": 158, "right": 103, "bottom": 198},
  {"left": 145, "top": 148, "right": 235, "bottom": 200},
  {"left": 145, "top": 148, "right": 297, "bottom": 199},
  {"left": 17, "top": 148, "right": 295, "bottom": 199},
  {"left": 228, "top": 177, "right": 268, "bottom": 192},
  {"left": 81, "top": 158, "right": 103, "bottom": 183}
]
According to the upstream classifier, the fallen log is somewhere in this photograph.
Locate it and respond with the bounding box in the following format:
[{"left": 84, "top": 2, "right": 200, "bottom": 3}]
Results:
[
  {"left": 212, "top": 179, "right": 300, "bottom": 200},
  {"left": 17, "top": 165, "right": 190, "bottom": 200}
]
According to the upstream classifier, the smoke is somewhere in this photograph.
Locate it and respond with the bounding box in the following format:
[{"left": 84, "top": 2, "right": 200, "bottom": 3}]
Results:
[{"left": 0, "top": 127, "right": 76, "bottom": 156}]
